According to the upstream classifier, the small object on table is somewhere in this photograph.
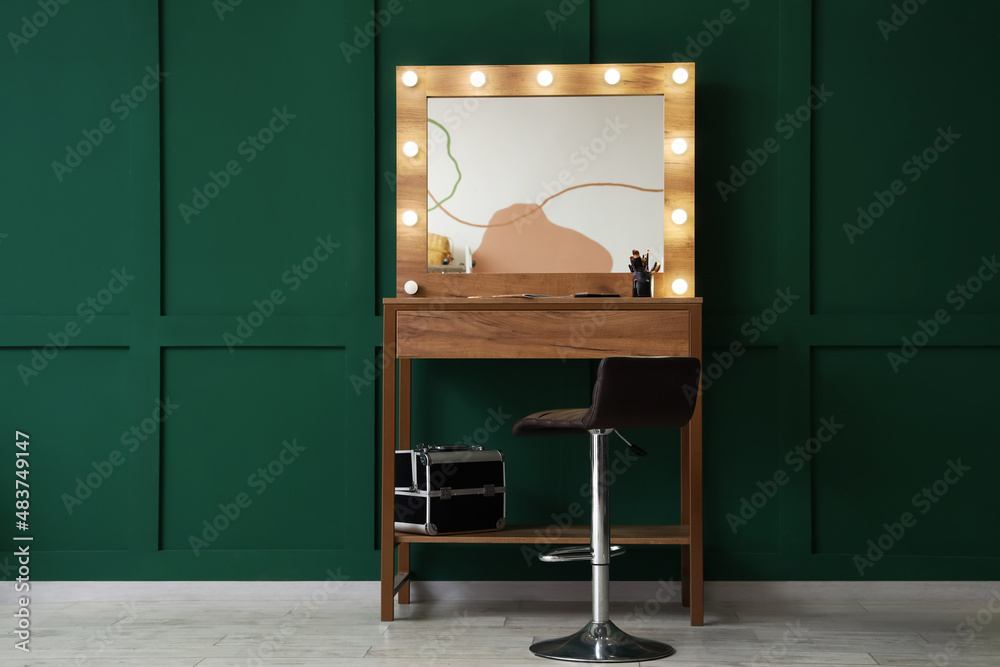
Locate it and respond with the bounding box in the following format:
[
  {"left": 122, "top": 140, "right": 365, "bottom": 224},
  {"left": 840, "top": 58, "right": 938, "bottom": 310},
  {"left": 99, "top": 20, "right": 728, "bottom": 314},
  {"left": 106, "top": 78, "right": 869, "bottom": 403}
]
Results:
[
  {"left": 467, "top": 294, "right": 558, "bottom": 299},
  {"left": 427, "top": 233, "right": 455, "bottom": 266},
  {"left": 630, "top": 249, "right": 643, "bottom": 272},
  {"left": 629, "top": 249, "right": 652, "bottom": 296},
  {"left": 632, "top": 270, "right": 653, "bottom": 297}
]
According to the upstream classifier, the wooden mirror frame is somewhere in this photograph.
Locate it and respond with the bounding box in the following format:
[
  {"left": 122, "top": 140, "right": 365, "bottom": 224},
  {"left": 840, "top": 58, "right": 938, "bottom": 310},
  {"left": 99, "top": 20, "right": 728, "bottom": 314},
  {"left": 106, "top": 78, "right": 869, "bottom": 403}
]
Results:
[{"left": 395, "top": 63, "right": 695, "bottom": 298}]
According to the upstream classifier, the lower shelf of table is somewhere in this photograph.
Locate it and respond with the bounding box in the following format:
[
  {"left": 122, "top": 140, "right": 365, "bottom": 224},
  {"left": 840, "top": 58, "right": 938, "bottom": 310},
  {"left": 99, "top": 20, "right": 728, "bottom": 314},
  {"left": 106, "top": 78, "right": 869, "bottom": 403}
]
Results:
[{"left": 395, "top": 524, "right": 690, "bottom": 545}]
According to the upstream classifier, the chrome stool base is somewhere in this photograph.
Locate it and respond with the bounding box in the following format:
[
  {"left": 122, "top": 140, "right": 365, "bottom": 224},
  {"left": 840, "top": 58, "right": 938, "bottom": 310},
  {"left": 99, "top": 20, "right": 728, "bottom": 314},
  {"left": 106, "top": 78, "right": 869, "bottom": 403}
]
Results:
[{"left": 529, "top": 620, "right": 675, "bottom": 663}]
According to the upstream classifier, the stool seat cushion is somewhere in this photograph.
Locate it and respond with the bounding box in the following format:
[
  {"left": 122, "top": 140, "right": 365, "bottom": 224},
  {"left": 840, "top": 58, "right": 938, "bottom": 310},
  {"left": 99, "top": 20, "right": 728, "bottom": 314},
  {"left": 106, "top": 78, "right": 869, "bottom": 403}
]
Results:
[
  {"left": 512, "top": 357, "right": 701, "bottom": 437},
  {"left": 512, "top": 408, "right": 591, "bottom": 436}
]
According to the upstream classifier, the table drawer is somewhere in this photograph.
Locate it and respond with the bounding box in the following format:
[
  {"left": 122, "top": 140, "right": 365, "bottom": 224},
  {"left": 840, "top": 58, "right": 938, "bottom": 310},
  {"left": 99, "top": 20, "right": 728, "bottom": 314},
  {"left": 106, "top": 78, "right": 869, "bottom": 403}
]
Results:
[{"left": 395, "top": 310, "right": 689, "bottom": 359}]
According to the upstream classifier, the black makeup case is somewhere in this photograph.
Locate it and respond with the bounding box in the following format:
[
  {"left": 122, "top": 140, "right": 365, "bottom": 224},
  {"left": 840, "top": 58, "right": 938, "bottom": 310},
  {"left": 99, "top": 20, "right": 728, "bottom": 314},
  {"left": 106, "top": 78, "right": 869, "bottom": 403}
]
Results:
[{"left": 394, "top": 445, "right": 506, "bottom": 536}]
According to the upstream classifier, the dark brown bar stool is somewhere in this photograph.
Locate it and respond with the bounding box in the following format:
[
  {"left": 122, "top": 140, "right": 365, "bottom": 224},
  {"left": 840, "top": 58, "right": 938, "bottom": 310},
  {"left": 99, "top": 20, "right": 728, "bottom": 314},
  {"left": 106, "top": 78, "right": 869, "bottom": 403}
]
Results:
[{"left": 513, "top": 356, "right": 701, "bottom": 663}]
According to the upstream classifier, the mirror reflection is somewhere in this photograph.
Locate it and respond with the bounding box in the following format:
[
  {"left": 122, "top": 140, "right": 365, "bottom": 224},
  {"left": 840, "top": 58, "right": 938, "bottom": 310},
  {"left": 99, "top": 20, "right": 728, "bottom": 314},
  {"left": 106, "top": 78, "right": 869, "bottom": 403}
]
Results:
[{"left": 426, "top": 96, "right": 665, "bottom": 274}]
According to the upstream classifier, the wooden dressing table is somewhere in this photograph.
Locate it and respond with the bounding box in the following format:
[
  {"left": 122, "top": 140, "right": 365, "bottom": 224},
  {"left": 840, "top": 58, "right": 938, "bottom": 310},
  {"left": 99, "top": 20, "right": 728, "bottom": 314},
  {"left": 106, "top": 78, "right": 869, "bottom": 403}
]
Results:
[
  {"left": 384, "top": 62, "right": 702, "bottom": 625},
  {"left": 380, "top": 296, "right": 704, "bottom": 626}
]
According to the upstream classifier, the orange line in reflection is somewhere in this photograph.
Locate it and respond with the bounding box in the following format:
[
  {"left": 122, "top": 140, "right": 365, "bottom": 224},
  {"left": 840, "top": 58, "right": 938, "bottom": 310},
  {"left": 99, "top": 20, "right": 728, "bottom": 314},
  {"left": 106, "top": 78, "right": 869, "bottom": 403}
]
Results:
[{"left": 427, "top": 182, "right": 664, "bottom": 229}]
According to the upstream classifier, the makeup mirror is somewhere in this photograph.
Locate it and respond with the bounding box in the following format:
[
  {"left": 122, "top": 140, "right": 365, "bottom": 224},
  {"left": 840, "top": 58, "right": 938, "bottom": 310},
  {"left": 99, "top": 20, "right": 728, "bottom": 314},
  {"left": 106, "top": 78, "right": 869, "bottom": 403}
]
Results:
[
  {"left": 396, "top": 64, "right": 694, "bottom": 298},
  {"left": 426, "top": 95, "right": 665, "bottom": 274}
]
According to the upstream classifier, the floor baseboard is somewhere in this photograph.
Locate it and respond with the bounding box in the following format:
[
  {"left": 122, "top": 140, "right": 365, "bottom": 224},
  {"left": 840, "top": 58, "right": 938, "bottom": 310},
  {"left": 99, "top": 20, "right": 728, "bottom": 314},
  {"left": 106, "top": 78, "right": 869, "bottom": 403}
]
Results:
[{"left": 6, "top": 580, "right": 997, "bottom": 604}]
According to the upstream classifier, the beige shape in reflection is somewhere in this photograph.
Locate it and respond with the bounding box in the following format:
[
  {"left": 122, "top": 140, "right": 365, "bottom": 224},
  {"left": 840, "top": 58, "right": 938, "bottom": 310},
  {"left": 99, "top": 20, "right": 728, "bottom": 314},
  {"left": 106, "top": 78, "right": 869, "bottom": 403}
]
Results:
[{"left": 473, "top": 204, "right": 613, "bottom": 274}]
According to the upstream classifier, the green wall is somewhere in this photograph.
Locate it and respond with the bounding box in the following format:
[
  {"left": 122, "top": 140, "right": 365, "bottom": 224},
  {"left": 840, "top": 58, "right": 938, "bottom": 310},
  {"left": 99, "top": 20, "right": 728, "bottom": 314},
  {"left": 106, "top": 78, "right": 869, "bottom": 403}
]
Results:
[{"left": 1, "top": 0, "right": 997, "bottom": 585}]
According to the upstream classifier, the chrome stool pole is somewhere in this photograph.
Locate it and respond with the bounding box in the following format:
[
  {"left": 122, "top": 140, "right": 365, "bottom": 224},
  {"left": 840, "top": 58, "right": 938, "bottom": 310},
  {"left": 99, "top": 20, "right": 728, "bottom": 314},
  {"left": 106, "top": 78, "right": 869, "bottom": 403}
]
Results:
[{"left": 529, "top": 429, "right": 676, "bottom": 663}]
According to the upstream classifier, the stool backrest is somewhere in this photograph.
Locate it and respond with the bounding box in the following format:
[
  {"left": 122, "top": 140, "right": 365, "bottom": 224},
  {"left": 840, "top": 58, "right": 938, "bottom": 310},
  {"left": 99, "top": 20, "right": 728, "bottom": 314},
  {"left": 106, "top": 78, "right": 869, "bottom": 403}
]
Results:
[{"left": 584, "top": 356, "right": 701, "bottom": 430}]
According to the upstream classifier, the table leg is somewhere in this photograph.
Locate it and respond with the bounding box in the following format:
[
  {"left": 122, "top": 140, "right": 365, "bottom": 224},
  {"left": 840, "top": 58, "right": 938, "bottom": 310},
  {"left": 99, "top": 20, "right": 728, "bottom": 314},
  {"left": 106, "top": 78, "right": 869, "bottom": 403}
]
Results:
[
  {"left": 689, "top": 394, "right": 704, "bottom": 626},
  {"left": 680, "top": 423, "right": 691, "bottom": 609},
  {"left": 380, "top": 315, "right": 397, "bottom": 622},
  {"left": 689, "top": 307, "right": 704, "bottom": 626},
  {"left": 398, "top": 359, "right": 412, "bottom": 605}
]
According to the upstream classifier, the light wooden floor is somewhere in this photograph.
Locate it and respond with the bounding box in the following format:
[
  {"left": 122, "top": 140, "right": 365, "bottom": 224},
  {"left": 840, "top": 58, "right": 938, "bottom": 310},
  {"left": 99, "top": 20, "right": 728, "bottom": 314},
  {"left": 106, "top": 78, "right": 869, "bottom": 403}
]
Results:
[{"left": 6, "top": 596, "right": 1000, "bottom": 666}]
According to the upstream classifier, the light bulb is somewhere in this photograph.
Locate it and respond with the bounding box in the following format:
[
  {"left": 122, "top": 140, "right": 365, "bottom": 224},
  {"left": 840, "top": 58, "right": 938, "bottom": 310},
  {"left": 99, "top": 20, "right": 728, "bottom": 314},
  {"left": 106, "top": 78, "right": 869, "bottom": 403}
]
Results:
[
  {"left": 671, "top": 138, "right": 688, "bottom": 154},
  {"left": 402, "top": 210, "right": 418, "bottom": 226},
  {"left": 404, "top": 280, "right": 419, "bottom": 295},
  {"left": 605, "top": 68, "right": 620, "bottom": 85},
  {"left": 672, "top": 209, "right": 688, "bottom": 225},
  {"left": 537, "top": 70, "right": 553, "bottom": 86},
  {"left": 672, "top": 67, "right": 689, "bottom": 84},
  {"left": 470, "top": 71, "right": 485, "bottom": 87},
  {"left": 672, "top": 279, "right": 688, "bottom": 295},
  {"left": 401, "top": 70, "right": 418, "bottom": 87},
  {"left": 403, "top": 141, "right": 418, "bottom": 157}
]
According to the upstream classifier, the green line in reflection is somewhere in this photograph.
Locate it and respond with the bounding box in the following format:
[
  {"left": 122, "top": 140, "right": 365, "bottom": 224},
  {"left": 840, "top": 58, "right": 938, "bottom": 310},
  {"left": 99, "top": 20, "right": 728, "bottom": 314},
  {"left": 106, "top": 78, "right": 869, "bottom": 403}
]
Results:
[{"left": 427, "top": 119, "right": 462, "bottom": 211}]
